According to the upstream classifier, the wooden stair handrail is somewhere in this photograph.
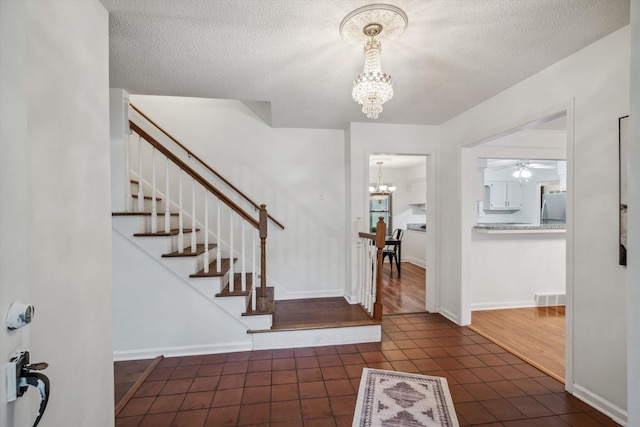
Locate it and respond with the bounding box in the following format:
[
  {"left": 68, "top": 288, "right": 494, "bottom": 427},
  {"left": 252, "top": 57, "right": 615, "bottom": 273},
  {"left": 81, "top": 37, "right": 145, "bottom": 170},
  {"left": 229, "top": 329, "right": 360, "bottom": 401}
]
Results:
[
  {"left": 130, "top": 103, "right": 285, "bottom": 230},
  {"left": 130, "top": 121, "right": 259, "bottom": 229}
]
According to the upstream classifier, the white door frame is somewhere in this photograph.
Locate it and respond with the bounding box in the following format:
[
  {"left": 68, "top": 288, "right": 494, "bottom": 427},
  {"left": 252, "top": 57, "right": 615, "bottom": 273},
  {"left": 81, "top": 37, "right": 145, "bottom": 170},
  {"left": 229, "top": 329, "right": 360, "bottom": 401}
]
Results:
[{"left": 459, "top": 102, "right": 575, "bottom": 390}]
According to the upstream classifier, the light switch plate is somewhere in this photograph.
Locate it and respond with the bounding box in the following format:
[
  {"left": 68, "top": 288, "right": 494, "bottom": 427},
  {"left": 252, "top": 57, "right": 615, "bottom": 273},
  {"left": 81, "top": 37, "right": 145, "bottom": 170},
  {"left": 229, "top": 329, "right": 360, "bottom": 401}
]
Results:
[{"left": 6, "top": 362, "right": 16, "bottom": 402}]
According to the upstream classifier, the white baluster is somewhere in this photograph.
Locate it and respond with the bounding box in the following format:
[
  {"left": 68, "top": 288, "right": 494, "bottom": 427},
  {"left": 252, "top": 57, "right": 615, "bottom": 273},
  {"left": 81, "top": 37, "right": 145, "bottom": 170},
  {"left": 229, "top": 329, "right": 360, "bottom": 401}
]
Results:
[
  {"left": 137, "top": 134, "right": 144, "bottom": 213},
  {"left": 364, "top": 244, "right": 371, "bottom": 311},
  {"left": 216, "top": 199, "right": 221, "bottom": 273},
  {"left": 151, "top": 147, "right": 157, "bottom": 233},
  {"left": 252, "top": 285, "right": 257, "bottom": 312},
  {"left": 370, "top": 245, "right": 377, "bottom": 314},
  {"left": 229, "top": 213, "right": 234, "bottom": 292},
  {"left": 191, "top": 178, "right": 196, "bottom": 253},
  {"left": 125, "top": 131, "right": 132, "bottom": 212},
  {"left": 241, "top": 220, "right": 246, "bottom": 292},
  {"left": 252, "top": 228, "right": 256, "bottom": 300},
  {"left": 204, "top": 191, "right": 209, "bottom": 273},
  {"left": 164, "top": 158, "right": 170, "bottom": 233},
  {"left": 178, "top": 171, "right": 184, "bottom": 253},
  {"left": 367, "top": 245, "right": 378, "bottom": 312}
]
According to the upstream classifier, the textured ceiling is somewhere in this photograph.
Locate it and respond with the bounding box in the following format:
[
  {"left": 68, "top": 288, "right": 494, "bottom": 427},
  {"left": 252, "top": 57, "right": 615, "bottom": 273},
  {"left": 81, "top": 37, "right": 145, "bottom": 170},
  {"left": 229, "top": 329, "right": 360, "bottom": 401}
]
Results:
[{"left": 101, "top": 0, "right": 629, "bottom": 129}]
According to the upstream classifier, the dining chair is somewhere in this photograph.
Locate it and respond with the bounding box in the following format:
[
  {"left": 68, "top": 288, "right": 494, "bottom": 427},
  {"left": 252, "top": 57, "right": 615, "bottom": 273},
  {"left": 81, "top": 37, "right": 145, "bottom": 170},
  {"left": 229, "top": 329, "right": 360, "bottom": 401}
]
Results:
[{"left": 382, "top": 228, "right": 403, "bottom": 275}]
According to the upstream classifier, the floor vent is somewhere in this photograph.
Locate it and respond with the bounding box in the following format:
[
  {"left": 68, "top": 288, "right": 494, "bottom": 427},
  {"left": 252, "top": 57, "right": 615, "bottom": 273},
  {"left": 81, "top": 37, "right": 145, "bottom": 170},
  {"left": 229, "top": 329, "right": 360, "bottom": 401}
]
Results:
[{"left": 535, "top": 293, "right": 566, "bottom": 307}]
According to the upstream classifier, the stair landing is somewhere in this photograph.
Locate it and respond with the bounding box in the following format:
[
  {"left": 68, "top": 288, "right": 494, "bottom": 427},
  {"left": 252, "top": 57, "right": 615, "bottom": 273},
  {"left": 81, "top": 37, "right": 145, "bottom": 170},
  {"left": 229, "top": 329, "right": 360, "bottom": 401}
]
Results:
[{"left": 265, "top": 297, "right": 377, "bottom": 331}]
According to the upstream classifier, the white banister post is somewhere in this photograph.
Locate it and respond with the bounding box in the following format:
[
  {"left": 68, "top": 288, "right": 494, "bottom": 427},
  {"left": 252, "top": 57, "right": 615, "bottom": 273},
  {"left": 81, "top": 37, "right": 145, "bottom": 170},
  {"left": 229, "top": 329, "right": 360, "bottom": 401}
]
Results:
[
  {"left": 178, "top": 170, "right": 184, "bottom": 253},
  {"left": 137, "top": 134, "right": 144, "bottom": 213},
  {"left": 229, "top": 213, "right": 234, "bottom": 292},
  {"left": 216, "top": 199, "right": 221, "bottom": 273},
  {"left": 164, "top": 157, "right": 170, "bottom": 233},
  {"left": 204, "top": 191, "right": 209, "bottom": 273},
  {"left": 191, "top": 178, "right": 197, "bottom": 253},
  {"left": 151, "top": 146, "right": 157, "bottom": 233},
  {"left": 241, "top": 219, "right": 246, "bottom": 292}
]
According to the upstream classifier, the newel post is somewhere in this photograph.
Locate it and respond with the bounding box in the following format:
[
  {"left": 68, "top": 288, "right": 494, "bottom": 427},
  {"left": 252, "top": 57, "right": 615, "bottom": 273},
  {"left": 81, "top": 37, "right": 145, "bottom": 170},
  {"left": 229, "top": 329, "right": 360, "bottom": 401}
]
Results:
[
  {"left": 374, "top": 216, "right": 386, "bottom": 321},
  {"left": 258, "top": 204, "right": 268, "bottom": 309}
]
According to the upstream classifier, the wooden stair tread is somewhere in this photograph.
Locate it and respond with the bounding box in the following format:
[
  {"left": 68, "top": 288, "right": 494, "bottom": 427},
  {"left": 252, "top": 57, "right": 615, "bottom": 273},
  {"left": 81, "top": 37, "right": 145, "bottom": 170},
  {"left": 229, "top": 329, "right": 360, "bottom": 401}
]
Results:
[
  {"left": 162, "top": 243, "right": 216, "bottom": 257},
  {"left": 134, "top": 228, "right": 199, "bottom": 237},
  {"left": 112, "top": 212, "right": 179, "bottom": 217},
  {"left": 262, "top": 297, "right": 376, "bottom": 331},
  {"left": 132, "top": 194, "right": 162, "bottom": 201},
  {"left": 190, "top": 258, "right": 237, "bottom": 277},
  {"left": 249, "top": 318, "right": 380, "bottom": 333},
  {"left": 244, "top": 287, "right": 274, "bottom": 316},
  {"left": 215, "top": 273, "right": 253, "bottom": 297}
]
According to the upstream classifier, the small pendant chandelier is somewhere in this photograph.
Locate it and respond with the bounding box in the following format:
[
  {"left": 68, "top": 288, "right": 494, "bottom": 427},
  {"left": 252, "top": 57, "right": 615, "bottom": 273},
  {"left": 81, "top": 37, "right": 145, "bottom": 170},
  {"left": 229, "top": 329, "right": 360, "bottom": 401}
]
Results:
[
  {"left": 369, "top": 161, "right": 396, "bottom": 200},
  {"left": 340, "top": 4, "right": 408, "bottom": 120},
  {"left": 352, "top": 24, "right": 393, "bottom": 119}
]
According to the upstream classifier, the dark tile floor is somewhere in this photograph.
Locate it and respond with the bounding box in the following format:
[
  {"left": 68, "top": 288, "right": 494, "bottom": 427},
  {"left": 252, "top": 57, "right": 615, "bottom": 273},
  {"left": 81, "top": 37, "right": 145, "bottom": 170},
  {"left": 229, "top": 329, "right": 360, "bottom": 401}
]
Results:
[{"left": 115, "top": 313, "right": 620, "bottom": 426}]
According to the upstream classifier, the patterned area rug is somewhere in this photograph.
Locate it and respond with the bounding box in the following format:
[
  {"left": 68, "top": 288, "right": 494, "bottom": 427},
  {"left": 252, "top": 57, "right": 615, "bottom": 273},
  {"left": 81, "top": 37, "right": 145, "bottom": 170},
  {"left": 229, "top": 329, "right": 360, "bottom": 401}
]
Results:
[{"left": 352, "top": 368, "right": 460, "bottom": 427}]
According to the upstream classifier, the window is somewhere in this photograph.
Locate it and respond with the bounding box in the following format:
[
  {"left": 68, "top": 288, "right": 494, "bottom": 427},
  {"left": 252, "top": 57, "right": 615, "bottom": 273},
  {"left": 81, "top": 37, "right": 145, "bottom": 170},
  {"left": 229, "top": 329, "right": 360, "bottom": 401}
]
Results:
[{"left": 369, "top": 194, "right": 392, "bottom": 236}]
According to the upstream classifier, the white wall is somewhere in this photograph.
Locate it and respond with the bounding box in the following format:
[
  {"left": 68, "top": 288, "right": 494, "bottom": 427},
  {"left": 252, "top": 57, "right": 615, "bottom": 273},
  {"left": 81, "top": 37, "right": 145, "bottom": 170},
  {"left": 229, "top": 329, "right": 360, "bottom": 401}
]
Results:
[
  {"left": 1, "top": 2, "right": 113, "bottom": 427},
  {"left": 112, "top": 232, "right": 251, "bottom": 359},
  {"left": 441, "top": 26, "right": 629, "bottom": 422},
  {"left": 129, "top": 96, "right": 346, "bottom": 300},
  {"left": 471, "top": 232, "right": 566, "bottom": 309}
]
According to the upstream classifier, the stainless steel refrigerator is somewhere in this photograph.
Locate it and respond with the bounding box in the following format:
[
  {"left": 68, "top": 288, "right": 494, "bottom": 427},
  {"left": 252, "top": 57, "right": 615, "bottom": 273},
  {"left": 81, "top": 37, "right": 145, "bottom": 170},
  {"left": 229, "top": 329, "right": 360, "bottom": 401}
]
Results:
[{"left": 541, "top": 193, "right": 566, "bottom": 224}]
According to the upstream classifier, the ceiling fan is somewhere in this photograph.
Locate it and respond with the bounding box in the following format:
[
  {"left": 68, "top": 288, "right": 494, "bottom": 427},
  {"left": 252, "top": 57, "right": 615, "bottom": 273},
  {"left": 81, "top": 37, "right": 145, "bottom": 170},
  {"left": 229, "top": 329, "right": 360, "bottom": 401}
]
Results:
[
  {"left": 509, "top": 161, "right": 555, "bottom": 178},
  {"left": 488, "top": 160, "right": 556, "bottom": 179}
]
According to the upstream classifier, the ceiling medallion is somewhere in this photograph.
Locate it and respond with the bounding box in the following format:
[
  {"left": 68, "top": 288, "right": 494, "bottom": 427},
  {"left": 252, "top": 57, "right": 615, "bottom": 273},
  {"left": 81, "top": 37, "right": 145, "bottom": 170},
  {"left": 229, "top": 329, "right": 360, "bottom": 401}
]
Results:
[{"left": 340, "top": 4, "right": 408, "bottom": 120}]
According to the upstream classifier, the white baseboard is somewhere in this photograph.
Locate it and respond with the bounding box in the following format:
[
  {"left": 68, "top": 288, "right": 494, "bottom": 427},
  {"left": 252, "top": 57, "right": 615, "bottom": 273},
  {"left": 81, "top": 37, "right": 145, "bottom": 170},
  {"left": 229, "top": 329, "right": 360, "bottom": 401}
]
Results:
[
  {"left": 438, "top": 307, "right": 460, "bottom": 325},
  {"left": 113, "top": 341, "right": 252, "bottom": 361},
  {"left": 572, "top": 384, "right": 627, "bottom": 426},
  {"left": 252, "top": 325, "right": 381, "bottom": 350},
  {"left": 403, "top": 257, "right": 426, "bottom": 268},
  {"left": 278, "top": 288, "right": 345, "bottom": 300},
  {"left": 471, "top": 300, "right": 536, "bottom": 311}
]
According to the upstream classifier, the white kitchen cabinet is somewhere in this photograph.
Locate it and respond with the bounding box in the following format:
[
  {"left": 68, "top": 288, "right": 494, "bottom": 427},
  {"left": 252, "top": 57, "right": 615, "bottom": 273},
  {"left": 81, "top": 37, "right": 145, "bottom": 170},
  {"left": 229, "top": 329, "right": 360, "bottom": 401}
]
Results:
[
  {"left": 484, "top": 181, "right": 522, "bottom": 210},
  {"left": 408, "top": 178, "right": 426, "bottom": 205}
]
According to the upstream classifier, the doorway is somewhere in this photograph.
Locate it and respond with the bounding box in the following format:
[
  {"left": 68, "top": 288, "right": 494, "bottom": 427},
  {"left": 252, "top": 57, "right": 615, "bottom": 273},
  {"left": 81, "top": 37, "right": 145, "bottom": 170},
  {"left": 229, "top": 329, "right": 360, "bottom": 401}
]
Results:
[
  {"left": 368, "top": 154, "right": 429, "bottom": 314},
  {"left": 461, "top": 109, "right": 572, "bottom": 384}
]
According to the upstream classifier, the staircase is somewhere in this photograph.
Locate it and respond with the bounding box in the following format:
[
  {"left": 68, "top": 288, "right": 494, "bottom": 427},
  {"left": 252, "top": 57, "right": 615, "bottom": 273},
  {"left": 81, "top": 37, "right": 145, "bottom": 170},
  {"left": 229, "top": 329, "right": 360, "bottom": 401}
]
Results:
[
  {"left": 112, "top": 207, "right": 273, "bottom": 334},
  {"left": 111, "top": 102, "right": 381, "bottom": 360}
]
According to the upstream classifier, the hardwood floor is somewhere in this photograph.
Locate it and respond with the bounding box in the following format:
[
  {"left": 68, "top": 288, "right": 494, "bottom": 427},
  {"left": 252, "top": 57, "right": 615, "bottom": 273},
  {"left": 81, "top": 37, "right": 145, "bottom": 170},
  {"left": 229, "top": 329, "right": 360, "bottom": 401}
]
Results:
[
  {"left": 380, "top": 262, "right": 426, "bottom": 314},
  {"left": 469, "top": 306, "right": 565, "bottom": 383},
  {"left": 271, "top": 297, "right": 376, "bottom": 330}
]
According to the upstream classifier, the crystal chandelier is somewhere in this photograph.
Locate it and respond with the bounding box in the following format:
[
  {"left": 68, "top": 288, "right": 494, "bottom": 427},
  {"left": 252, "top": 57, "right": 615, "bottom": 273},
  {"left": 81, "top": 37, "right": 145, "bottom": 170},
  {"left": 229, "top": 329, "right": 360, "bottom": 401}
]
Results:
[
  {"left": 352, "top": 24, "right": 393, "bottom": 119},
  {"left": 370, "top": 161, "right": 396, "bottom": 200},
  {"left": 340, "top": 4, "right": 407, "bottom": 120}
]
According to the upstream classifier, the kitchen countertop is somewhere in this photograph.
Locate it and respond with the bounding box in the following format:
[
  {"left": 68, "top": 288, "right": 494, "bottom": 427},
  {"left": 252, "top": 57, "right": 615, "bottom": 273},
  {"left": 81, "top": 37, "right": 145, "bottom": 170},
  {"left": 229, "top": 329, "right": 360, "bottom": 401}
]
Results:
[
  {"left": 474, "top": 222, "right": 566, "bottom": 234},
  {"left": 407, "top": 223, "right": 426, "bottom": 232}
]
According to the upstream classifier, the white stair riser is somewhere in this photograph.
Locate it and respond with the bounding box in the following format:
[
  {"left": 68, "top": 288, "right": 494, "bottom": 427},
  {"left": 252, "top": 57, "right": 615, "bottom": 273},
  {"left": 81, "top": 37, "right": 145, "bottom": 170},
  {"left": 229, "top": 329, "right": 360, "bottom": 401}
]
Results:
[{"left": 251, "top": 325, "right": 381, "bottom": 350}]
